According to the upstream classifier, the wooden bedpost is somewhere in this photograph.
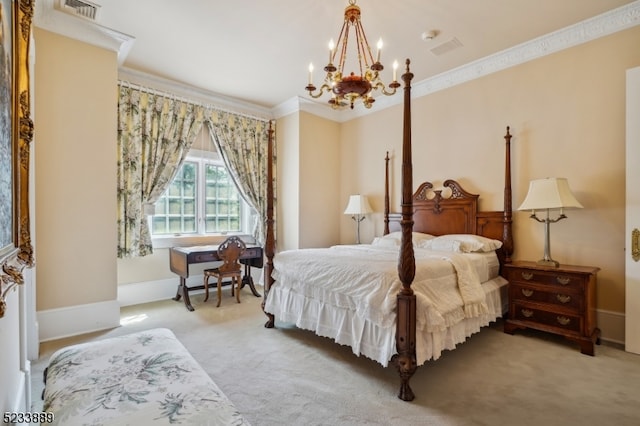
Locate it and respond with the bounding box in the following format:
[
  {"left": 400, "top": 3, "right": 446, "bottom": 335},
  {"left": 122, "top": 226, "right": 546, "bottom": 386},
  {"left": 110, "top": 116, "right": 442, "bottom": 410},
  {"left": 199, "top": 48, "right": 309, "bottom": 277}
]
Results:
[
  {"left": 392, "top": 59, "right": 417, "bottom": 402},
  {"left": 502, "top": 126, "right": 514, "bottom": 264},
  {"left": 263, "top": 120, "right": 276, "bottom": 328},
  {"left": 384, "top": 151, "right": 390, "bottom": 235}
]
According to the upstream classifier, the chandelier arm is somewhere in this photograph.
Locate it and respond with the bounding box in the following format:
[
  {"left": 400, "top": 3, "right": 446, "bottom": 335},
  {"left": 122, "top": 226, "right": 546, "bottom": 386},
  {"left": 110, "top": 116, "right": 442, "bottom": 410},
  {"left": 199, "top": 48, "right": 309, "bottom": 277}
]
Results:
[
  {"left": 369, "top": 81, "right": 397, "bottom": 97},
  {"left": 380, "top": 85, "right": 398, "bottom": 96},
  {"left": 307, "top": 83, "right": 334, "bottom": 99}
]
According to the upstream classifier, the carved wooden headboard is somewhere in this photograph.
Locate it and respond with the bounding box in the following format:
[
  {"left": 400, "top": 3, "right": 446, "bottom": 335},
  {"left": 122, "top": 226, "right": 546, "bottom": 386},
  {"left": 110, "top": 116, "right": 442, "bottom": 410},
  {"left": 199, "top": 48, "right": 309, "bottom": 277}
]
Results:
[{"left": 388, "top": 179, "right": 511, "bottom": 267}]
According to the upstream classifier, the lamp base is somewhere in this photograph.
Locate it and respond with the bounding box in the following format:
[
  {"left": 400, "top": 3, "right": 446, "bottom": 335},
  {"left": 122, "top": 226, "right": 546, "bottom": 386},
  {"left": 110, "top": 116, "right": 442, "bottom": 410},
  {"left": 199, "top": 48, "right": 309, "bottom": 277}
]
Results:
[{"left": 536, "top": 258, "right": 560, "bottom": 268}]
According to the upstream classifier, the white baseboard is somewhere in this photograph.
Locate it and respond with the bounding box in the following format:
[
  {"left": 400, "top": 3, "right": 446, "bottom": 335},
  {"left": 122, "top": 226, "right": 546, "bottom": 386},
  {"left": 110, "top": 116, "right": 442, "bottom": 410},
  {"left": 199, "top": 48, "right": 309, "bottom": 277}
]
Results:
[
  {"left": 117, "top": 275, "right": 207, "bottom": 307},
  {"left": 596, "top": 308, "right": 625, "bottom": 345},
  {"left": 11, "top": 368, "right": 27, "bottom": 413},
  {"left": 38, "top": 300, "right": 120, "bottom": 342},
  {"left": 118, "top": 278, "right": 181, "bottom": 307}
]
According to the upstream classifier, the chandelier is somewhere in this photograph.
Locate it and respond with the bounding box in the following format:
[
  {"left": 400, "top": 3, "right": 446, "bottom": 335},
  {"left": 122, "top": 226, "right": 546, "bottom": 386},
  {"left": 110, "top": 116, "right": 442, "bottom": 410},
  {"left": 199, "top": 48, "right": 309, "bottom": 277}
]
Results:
[{"left": 305, "top": 0, "right": 399, "bottom": 109}]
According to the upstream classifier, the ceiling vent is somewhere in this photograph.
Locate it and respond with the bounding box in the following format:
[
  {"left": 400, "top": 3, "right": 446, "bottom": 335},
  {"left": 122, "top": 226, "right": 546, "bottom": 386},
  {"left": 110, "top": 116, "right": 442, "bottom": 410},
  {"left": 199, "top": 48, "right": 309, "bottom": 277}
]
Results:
[
  {"left": 56, "top": 0, "right": 101, "bottom": 22},
  {"left": 430, "top": 37, "right": 463, "bottom": 56}
]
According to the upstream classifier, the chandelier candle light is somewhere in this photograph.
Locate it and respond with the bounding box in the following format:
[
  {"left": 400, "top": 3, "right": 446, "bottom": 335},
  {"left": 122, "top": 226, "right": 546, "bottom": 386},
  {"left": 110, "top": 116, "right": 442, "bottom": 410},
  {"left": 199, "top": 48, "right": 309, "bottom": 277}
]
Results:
[
  {"left": 344, "top": 194, "right": 373, "bottom": 244},
  {"left": 518, "top": 177, "right": 584, "bottom": 267},
  {"left": 305, "top": 0, "right": 400, "bottom": 109}
]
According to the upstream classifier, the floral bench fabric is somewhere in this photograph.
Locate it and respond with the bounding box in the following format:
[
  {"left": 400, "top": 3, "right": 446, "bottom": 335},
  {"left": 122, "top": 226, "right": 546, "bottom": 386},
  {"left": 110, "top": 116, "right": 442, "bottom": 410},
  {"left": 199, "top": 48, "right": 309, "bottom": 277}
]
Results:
[{"left": 43, "top": 328, "right": 250, "bottom": 425}]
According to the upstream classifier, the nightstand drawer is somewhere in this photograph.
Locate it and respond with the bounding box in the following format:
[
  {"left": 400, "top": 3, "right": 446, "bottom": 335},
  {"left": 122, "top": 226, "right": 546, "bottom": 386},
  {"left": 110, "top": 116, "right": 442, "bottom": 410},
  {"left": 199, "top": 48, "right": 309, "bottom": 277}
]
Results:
[
  {"left": 509, "top": 283, "right": 582, "bottom": 311},
  {"left": 506, "top": 268, "right": 585, "bottom": 291},
  {"left": 511, "top": 303, "right": 582, "bottom": 333}
]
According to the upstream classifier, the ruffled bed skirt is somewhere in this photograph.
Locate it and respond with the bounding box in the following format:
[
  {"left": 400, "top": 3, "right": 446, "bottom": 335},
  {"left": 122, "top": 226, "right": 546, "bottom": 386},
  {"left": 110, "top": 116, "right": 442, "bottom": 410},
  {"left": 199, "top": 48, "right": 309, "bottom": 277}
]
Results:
[{"left": 264, "top": 277, "right": 508, "bottom": 367}]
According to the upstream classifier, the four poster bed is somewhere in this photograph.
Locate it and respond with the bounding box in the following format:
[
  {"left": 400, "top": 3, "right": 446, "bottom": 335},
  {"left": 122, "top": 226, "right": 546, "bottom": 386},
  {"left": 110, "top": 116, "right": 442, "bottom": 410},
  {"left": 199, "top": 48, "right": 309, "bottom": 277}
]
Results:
[{"left": 261, "top": 60, "right": 514, "bottom": 401}]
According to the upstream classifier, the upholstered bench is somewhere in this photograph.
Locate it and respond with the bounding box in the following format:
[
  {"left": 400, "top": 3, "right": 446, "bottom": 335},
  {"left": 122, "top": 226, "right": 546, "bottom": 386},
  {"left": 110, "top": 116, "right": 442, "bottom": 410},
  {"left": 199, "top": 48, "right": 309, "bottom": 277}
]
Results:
[{"left": 42, "top": 328, "right": 250, "bottom": 425}]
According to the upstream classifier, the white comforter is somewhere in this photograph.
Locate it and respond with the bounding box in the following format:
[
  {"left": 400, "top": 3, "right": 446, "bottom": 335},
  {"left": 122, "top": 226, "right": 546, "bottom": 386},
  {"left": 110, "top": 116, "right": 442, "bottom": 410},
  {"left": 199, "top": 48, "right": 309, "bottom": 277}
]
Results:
[{"left": 264, "top": 244, "right": 506, "bottom": 366}]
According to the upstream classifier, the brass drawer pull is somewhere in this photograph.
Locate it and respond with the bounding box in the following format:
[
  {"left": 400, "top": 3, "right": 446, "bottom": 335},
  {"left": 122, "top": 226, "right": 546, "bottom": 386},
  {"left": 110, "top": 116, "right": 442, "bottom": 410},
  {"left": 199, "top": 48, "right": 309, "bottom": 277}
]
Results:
[
  {"left": 521, "top": 289, "right": 534, "bottom": 297},
  {"left": 556, "top": 276, "right": 571, "bottom": 285},
  {"left": 521, "top": 309, "right": 534, "bottom": 318},
  {"left": 521, "top": 272, "right": 534, "bottom": 280},
  {"left": 556, "top": 294, "right": 571, "bottom": 304},
  {"left": 556, "top": 316, "right": 571, "bottom": 326}
]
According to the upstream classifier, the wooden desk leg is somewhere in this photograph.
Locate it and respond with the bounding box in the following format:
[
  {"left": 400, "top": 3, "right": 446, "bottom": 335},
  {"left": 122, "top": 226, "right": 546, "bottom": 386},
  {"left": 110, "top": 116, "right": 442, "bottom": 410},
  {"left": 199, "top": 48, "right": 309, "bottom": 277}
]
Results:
[
  {"left": 242, "top": 264, "right": 262, "bottom": 297},
  {"left": 172, "top": 277, "right": 195, "bottom": 312}
]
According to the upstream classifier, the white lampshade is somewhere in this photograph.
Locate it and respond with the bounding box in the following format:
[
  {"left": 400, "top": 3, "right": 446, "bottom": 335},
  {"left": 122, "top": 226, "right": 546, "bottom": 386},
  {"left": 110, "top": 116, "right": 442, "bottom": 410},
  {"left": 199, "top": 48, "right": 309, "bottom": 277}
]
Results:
[
  {"left": 518, "top": 178, "right": 583, "bottom": 211},
  {"left": 344, "top": 195, "right": 373, "bottom": 215}
]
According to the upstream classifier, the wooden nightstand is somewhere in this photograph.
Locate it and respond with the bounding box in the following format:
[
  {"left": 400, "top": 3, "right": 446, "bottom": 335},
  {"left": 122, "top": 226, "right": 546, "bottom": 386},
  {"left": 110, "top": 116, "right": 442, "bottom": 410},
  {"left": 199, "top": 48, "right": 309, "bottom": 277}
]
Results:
[{"left": 503, "top": 261, "right": 600, "bottom": 355}]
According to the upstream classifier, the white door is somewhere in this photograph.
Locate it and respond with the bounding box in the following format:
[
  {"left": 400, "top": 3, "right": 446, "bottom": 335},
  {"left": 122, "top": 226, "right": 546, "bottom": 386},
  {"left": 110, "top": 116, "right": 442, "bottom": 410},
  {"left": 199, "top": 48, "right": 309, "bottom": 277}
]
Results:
[{"left": 625, "top": 66, "right": 640, "bottom": 354}]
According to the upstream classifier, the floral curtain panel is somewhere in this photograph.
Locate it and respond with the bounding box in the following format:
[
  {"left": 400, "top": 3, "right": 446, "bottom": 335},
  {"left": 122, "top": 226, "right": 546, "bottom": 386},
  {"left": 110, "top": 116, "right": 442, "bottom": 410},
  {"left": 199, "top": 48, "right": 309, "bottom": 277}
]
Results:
[
  {"left": 206, "top": 113, "right": 275, "bottom": 245},
  {"left": 117, "top": 85, "right": 205, "bottom": 258}
]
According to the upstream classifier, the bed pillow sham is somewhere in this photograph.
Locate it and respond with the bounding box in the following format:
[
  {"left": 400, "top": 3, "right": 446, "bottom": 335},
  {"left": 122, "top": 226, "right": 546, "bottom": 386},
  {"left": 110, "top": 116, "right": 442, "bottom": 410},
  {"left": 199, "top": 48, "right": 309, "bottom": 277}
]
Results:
[
  {"left": 372, "top": 231, "right": 435, "bottom": 247},
  {"left": 420, "top": 234, "right": 503, "bottom": 253},
  {"left": 384, "top": 231, "right": 436, "bottom": 244},
  {"left": 371, "top": 236, "right": 401, "bottom": 247}
]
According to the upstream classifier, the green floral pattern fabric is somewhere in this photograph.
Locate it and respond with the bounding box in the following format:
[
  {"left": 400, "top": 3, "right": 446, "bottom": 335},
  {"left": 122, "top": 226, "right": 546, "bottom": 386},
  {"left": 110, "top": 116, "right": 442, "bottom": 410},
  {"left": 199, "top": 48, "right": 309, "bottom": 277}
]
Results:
[
  {"left": 206, "top": 113, "right": 275, "bottom": 245},
  {"left": 43, "top": 328, "right": 250, "bottom": 425},
  {"left": 117, "top": 86, "right": 205, "bottom": 258}
]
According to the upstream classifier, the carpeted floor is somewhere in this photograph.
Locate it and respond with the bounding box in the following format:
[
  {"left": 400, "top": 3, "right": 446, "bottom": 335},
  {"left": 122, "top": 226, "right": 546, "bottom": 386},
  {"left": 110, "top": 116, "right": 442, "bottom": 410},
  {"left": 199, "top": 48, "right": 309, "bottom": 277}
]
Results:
[{"left": 31, "top": 287, "right": 640, "bottom": 425}]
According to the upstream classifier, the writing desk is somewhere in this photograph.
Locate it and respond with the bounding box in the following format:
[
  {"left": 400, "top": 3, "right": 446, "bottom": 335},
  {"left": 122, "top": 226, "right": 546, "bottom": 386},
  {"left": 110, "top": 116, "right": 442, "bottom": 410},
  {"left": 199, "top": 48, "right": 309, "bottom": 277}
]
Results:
[{"left": 169, "top": 244, "right": 263, "bottom": 311}]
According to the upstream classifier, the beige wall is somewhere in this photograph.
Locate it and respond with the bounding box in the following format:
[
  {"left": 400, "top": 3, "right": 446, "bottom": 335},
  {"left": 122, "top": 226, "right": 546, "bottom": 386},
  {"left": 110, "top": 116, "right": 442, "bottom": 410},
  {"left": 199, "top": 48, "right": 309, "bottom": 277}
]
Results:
[
  {"left": 118, "top": 251, "right": 173, "bottom": 284},
  {"left": 299, "top": 111, "right": 341, "bottom": 248},
  {"left": 340, "top": 26, "right": 640, "bottom": 314},
  {"left": 276, "top": 112, "right": 300, "bottom": 250},
  {"left": 275, "top": 111, "right": 341, "bottom": 250},
  {"left": 33, "top": 29, "right": 118, "bottom": 310}
]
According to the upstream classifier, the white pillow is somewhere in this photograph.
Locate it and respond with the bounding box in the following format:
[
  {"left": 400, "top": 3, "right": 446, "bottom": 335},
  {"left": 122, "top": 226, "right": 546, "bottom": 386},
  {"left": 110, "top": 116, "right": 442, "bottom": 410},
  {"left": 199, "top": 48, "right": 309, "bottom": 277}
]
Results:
[
  {"left": 382, "top": 231, "right": 435, "bottom": 246},
  {"left": 425, "top": 234, "right": 503, "bottom": 253},
  {"left": 372, "top": 236, "right": 400, "bottom": 247},
  {"left": 414, "top": 238, "right": 435, "bottom": 249}
]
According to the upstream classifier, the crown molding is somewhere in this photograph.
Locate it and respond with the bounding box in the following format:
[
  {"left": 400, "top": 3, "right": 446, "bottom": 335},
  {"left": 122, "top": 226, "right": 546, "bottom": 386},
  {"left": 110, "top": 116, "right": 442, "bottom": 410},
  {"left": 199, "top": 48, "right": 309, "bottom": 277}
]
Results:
[{"left": 34, "top": 0, "right": 135, "bottom": 65}]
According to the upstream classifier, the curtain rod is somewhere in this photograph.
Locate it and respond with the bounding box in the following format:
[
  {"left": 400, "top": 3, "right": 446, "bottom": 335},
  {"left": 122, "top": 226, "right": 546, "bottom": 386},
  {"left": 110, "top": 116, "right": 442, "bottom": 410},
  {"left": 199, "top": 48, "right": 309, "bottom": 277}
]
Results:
[{"left": 117, "top": 80, "right": 273, "bottom": 124}]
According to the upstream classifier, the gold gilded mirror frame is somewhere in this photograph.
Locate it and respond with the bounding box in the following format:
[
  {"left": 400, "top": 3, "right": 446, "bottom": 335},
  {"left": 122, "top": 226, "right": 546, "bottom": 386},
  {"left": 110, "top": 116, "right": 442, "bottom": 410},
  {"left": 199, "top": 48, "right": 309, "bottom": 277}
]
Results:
[{"left": 0, "top": 0, "right": 34, "bottom": 318}]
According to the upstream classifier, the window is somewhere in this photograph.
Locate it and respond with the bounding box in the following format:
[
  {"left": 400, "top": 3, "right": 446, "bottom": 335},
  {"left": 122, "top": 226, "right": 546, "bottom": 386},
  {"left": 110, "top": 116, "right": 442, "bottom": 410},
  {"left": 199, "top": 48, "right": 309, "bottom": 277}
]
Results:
[
  {"left": 152, "top": 151, "right": 248, "bottom": 237},
  {"left": 152, "top": 161, "right": 198, "bottom": 234},
  {"left": 150, "top": 127, "right": 254, "bottom": 248},
  {"left": 203, "top": 162, "right": 242, "bottom": 232}
]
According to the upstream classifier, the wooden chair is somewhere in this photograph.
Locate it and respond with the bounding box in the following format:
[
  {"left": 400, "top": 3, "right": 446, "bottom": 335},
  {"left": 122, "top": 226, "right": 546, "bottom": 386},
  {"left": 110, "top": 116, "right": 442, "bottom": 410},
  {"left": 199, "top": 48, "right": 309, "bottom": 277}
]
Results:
[{"left": 203, "top": 236, "right": 247, "bottom": 307}]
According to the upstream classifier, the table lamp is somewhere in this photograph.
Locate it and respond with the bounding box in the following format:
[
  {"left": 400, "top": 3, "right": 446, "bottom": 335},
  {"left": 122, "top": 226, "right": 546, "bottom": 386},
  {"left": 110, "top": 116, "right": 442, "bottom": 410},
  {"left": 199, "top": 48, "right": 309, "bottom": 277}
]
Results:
[
  {"left": 344, "top": 195, "right": 373, "bottom": 244},
  {"left": 518, "top": 177, "right": 583, "bottom": 267}
]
